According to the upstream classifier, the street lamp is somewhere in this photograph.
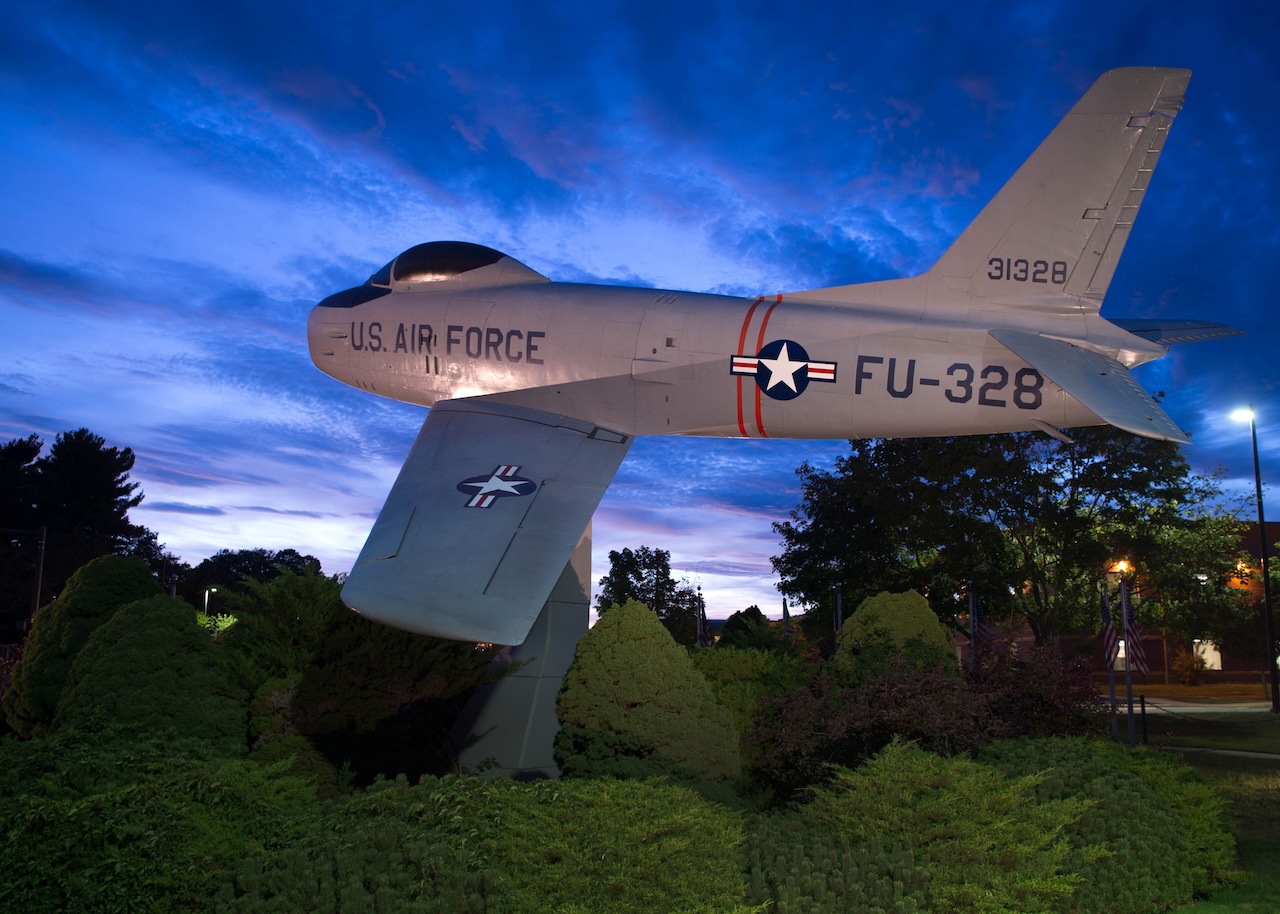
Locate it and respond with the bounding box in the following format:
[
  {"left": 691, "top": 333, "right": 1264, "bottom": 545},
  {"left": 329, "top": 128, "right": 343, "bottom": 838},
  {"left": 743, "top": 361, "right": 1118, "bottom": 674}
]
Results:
[
  {"left": 1231, "top": 406, "right": 1279, "bottom": 713},
  {"left": 204, "top": 586, "right": 218, "bottom": 614}
]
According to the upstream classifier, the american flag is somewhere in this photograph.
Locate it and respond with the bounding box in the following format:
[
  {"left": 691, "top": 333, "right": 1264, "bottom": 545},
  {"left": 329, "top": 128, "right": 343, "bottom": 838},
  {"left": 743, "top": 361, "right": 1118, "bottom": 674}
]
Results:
[
  {"left": 1101, "top": 588, "right": 1119, "bottom": 666},
  {"left": 1120, "top": 580, "right": 1149, "bottom": 674}
]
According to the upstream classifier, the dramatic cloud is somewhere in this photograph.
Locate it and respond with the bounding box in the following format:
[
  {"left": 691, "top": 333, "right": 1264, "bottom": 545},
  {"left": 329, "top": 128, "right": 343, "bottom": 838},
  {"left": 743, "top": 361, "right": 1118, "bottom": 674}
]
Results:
[{"left": 2, "top": 0, "right": 1277, "bottom": 617}]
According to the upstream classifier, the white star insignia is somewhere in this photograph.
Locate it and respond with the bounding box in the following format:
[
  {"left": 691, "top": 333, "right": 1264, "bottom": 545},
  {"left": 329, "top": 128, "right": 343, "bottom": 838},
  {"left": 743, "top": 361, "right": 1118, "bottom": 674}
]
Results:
[
  {"left": 462, "top": 474, "right": 528, "bottom": 497},
  {"left": 758, "top": 341, "right": 806, "bottom": 392}
]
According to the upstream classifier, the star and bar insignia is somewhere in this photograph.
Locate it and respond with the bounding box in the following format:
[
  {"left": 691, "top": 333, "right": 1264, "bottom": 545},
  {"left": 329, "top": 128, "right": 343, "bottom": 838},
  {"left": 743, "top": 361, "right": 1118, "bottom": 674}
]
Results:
[
  {"left": 456, "top": 465, "right": 537, "bottom": 508},
  {"left": 731, "top": 339, "right": 837, "bottom": 400}
]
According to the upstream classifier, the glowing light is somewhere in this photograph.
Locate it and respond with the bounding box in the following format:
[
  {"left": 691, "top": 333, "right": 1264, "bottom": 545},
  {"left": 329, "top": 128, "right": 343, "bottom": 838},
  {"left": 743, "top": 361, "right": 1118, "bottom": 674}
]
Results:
[{"left": 1231, "top": 407, "right": 1256, "bottom": 423}]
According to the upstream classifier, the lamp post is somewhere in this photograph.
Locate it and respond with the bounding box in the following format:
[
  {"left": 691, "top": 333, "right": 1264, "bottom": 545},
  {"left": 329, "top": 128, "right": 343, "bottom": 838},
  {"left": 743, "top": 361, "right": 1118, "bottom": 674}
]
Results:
[
  {"left": 1231, "top": 406, "right": 1279, "bottom": 714},
  {"left": 204, "top": 586, "right": 218, "bottom": 615}
]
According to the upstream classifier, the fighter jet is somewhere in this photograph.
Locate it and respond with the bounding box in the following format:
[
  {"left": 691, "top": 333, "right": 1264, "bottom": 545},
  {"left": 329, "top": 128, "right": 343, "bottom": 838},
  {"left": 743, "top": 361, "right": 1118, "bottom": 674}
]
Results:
[{"left": 309, "top": 67, "right": 1237, "bottom": 645}]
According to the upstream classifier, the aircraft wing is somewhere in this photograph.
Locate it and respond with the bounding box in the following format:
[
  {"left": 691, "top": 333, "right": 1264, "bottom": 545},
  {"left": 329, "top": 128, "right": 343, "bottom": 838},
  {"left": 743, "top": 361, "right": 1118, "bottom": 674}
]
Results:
[
  {"left": 990, "top": 329, "right": 1190, "bottom": 444},
  {"left": 341, "top": 400, "right": 632, "bottom": 644}
]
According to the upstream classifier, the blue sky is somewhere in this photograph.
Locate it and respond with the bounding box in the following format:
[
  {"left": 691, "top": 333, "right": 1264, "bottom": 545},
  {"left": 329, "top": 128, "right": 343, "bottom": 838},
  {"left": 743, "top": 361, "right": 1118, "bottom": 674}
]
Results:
[{"left": 2, "top": 1, "right": 1278, "bottom": 617}]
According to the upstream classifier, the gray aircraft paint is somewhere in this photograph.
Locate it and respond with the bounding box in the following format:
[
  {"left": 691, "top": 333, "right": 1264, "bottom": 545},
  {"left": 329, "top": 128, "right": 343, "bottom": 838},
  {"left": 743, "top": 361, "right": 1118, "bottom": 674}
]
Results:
[{"left": 309, "top": 68, "right": 1239, "bottom": 645}]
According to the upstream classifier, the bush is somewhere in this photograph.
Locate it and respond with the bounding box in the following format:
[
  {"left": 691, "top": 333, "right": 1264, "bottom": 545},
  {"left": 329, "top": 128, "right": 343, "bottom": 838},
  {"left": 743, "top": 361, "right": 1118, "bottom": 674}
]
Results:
[
  {"left": 486, "top": 777, "right": 748, "bottom": 913},
  {"left": 54, "top": 595, "right": 248, "bottom": 754},
  {"left": 691, "top": 645, "right": 811, "bottom": 737},
  {"left": 750, "top": 661, "right": 1007, "bottom": 802},
  {"left": 747, "top": 813, "right": 929, "bottom": 913},
  {"left": 556, "top": 600, "right": 739, "bottom": 782},
  {"left": 978, "top": 737, "right": 1237, "bottom": 913},
  {"left": 221, "top": 774, "right": 751, "bottom": 914},
  {"left": 219, "top": 774, "right": 500, "bottom": 913},
  {"left": 827, "top": 591, "right": 958, "bottom": 687},
  {"left": 0, "top": 729, "right": 315, "bottom": 914},
  {"left": 968, "top": 638, "right": 1107, "bottom": 737},
  {"left": 291, "top": 608, "right": 499, "bottom": 784},
  {"left": 1171, "top": 647, "right": 1208, "bottom": 686},
  {"left": 3, "top": 555, "right": 159, "bottom": 737},
  {"left": 798, "top": 741, "right": 1085, "bottom": 914}
]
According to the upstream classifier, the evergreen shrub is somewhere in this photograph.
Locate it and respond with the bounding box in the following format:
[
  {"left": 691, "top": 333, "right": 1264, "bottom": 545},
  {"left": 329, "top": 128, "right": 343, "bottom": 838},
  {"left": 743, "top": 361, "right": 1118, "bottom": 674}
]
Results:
[
  {"left": 746, "top": 812, "right": 928, "bottom": 913},
  {"left": 221, "top": 774, "right": 752, "bottom": 914},
  {"left": 3, "top": 554, "right": 159, "bottom": 737},
  {"left": 826, "top": 591, "right": 958, "bottom": 687},
  {"left": 556, "top": 599, "right": 739, "bottom": 782},
  {"left": 0, "top": 729, "right": 315, "bottom": 914},
  {"left": 800, "top": 741, "right": 1086, "bottom": 914},
  {"left": 54, "top": 594, "right": 248, "bottom": 754},
  {"left": 978, "top": 737, "right": 1238, "bottom": 913}
]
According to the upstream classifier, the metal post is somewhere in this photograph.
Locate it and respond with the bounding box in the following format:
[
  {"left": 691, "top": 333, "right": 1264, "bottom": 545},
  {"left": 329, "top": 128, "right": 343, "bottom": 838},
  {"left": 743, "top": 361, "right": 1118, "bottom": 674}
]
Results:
[
  {"left": 1244, "top": 407, "right": 1279, "bottom": 713},
  {"left": 1122, "top": 578, "right": 1136, "bottom": 748}
]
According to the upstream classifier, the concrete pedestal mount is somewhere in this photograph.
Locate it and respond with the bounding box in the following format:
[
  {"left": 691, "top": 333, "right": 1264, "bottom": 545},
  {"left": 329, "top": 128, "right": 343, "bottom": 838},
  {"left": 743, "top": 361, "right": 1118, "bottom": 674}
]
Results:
[{"left": 449, "top": 524, "right": 591, "bottom": 778}]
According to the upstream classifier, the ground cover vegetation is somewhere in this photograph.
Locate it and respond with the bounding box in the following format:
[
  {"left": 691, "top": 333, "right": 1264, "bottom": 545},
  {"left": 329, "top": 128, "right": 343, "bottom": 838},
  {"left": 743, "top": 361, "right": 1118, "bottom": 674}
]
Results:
[
  {"left": 0, "top": 549, "right": 1245, "bottom": 913},
  {"left": 0, "top": 428, "right": 1257, "bottom": 911}
]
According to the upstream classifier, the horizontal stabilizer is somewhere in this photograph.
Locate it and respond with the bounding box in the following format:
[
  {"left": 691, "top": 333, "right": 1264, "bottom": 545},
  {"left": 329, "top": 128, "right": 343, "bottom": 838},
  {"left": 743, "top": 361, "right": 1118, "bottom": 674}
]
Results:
[
  {"left": 1108, "top": 318, "right": 1243, "bottom": 346},
  {"left": 342, "top": 400, "right": 631, "bottom": 644},
  {"left": 991, "top": 329, "right": 1190, "bottom": 443}
]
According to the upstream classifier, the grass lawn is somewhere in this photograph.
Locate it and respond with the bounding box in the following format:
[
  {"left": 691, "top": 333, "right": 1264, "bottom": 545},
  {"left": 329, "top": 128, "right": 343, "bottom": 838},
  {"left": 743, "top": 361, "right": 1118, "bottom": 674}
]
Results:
[
  {"left": 1109, "top": 703, "right": 1280, "bottom": 911},
  {"left": 1179, "top": 753, "right": 1280, "bottom": 912},
  {"left": 1100, "top": 681, "right": 1272, "bottom": 703}
]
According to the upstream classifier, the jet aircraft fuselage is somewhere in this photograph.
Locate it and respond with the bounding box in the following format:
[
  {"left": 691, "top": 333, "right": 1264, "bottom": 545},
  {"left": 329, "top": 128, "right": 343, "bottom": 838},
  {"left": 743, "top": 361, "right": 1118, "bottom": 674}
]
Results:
[
  {"left": 310, "top": 264, "right": 1158, "bottom": 442},
  {"left": 308, "top": 68, "right": 1239, "bottom": 645}
]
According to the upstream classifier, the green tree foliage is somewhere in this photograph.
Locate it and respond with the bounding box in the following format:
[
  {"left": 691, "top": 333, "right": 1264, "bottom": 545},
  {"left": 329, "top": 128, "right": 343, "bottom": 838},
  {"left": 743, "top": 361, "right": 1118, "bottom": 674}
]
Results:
[
  {"left": 827, "top": 590, "right": 958, "bottom": 687},
  {"left": 3, "top": 554, "right": 160, "bottom": 737},
  {"left": 717, "top": 603, "right": 798, "bottom": 654},
  {"left": 804, "top": 741, "right": 1086, "bottom": 914},
  {"left": 218, "top": 567, "right": 346, "bottom": 692},
  {"left": 33, "top": 430, "right": 153, "bottom": 597},
  {"left": 556, "top": 599, "right": 740, "bottom": 782},
  {"left": 691, "top": 646, "right": 811, "bottom": 737},
  {"left": 0, "top": 433, "right": 43, "bottom": 636},
  {"left": 979, "top": 737, "right": 1238, "bottom": 913},
  {"left": 177, "top": 546, "right": 322, "bottom": 608},
  {"left": 774, "top": 429, "right": 1243, "bottom": 642},
  {"left": 291, "top": 609, "right": 499, "bottom": 784},
  {"left": 55, "top": 595, "right": 248, "bottom": 754},
  {"left": 0, "top": 429, "right": 168, "bottom": 640},
  {"left": 596, "top": 545, "right": 701, "bottom": 645}
]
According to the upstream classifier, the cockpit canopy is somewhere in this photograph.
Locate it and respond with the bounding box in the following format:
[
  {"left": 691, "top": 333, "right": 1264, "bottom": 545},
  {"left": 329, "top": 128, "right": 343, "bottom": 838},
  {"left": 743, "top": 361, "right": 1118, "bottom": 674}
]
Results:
[
  {"left": 369, "top": 241, "right": 504, "bottom": 285},
  {"left": 315, "top": 242, "right": 549, "bottom": 309},
  {"left": 370, "top": 241, "right": 548, "bottom": 290}
]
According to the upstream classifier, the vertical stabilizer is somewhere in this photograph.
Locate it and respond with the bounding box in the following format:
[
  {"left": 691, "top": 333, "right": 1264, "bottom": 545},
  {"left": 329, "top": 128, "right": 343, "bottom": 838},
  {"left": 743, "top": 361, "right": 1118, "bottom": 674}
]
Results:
[{"left": 929, "top": 67, "right": 1190, "bottom": 312}]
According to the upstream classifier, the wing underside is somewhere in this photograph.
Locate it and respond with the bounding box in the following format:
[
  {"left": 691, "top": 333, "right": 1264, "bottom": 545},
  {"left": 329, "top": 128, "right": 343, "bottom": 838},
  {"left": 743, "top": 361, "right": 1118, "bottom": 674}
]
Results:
[
  {"left": 991, "top": 329, "right": 1190, "bottom": 443},
  {"left": 341, "top": 400, "right": 632, "bottom": 644}
]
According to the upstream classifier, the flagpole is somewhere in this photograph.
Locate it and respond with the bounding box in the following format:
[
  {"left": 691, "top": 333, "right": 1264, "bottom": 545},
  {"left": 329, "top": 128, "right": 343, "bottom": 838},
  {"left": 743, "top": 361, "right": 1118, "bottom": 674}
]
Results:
[
  {"left": 1121, "top": 577, "right": 1136, "bottom": 748},
  {"left": 1103, "top": 585, "right": 1117, "bottom": 742}
]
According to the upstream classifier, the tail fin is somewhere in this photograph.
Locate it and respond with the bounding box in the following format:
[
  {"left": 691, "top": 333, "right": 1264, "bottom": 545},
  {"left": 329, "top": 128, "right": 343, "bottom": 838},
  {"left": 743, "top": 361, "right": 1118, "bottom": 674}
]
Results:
[{"left": 930, "top": 67, "right": 1190, "bottom": 311}]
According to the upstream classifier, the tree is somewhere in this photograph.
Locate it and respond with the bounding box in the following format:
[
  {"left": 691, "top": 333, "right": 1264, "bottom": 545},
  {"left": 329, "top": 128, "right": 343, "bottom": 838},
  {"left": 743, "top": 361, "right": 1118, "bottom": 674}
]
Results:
[
  {"left": 33, "top": 429, "right": 151, "bottom": 600},
  {"left": 595, "top": 545, "right": 701, "bottom": 645},
  {"left": 177, "top": 547, "right": 322, "bottom": 608},
  {"left": 555, "top": 599, "right": 740, "bottom": 782},
  {"left": 773, "top": 429, "right": 1241, "bottom": 642},
  {"left": 3, "top": 555, "right": 160, "bottom": 737},
  {"left": 0, "top": 429, "right": 165, "bottom": 637},
  {"left": 219, "top": 567, "right": 346, "bottom": 692},
  {"left": 0, "top": 435, "right": 43, "bottom": 635}
]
